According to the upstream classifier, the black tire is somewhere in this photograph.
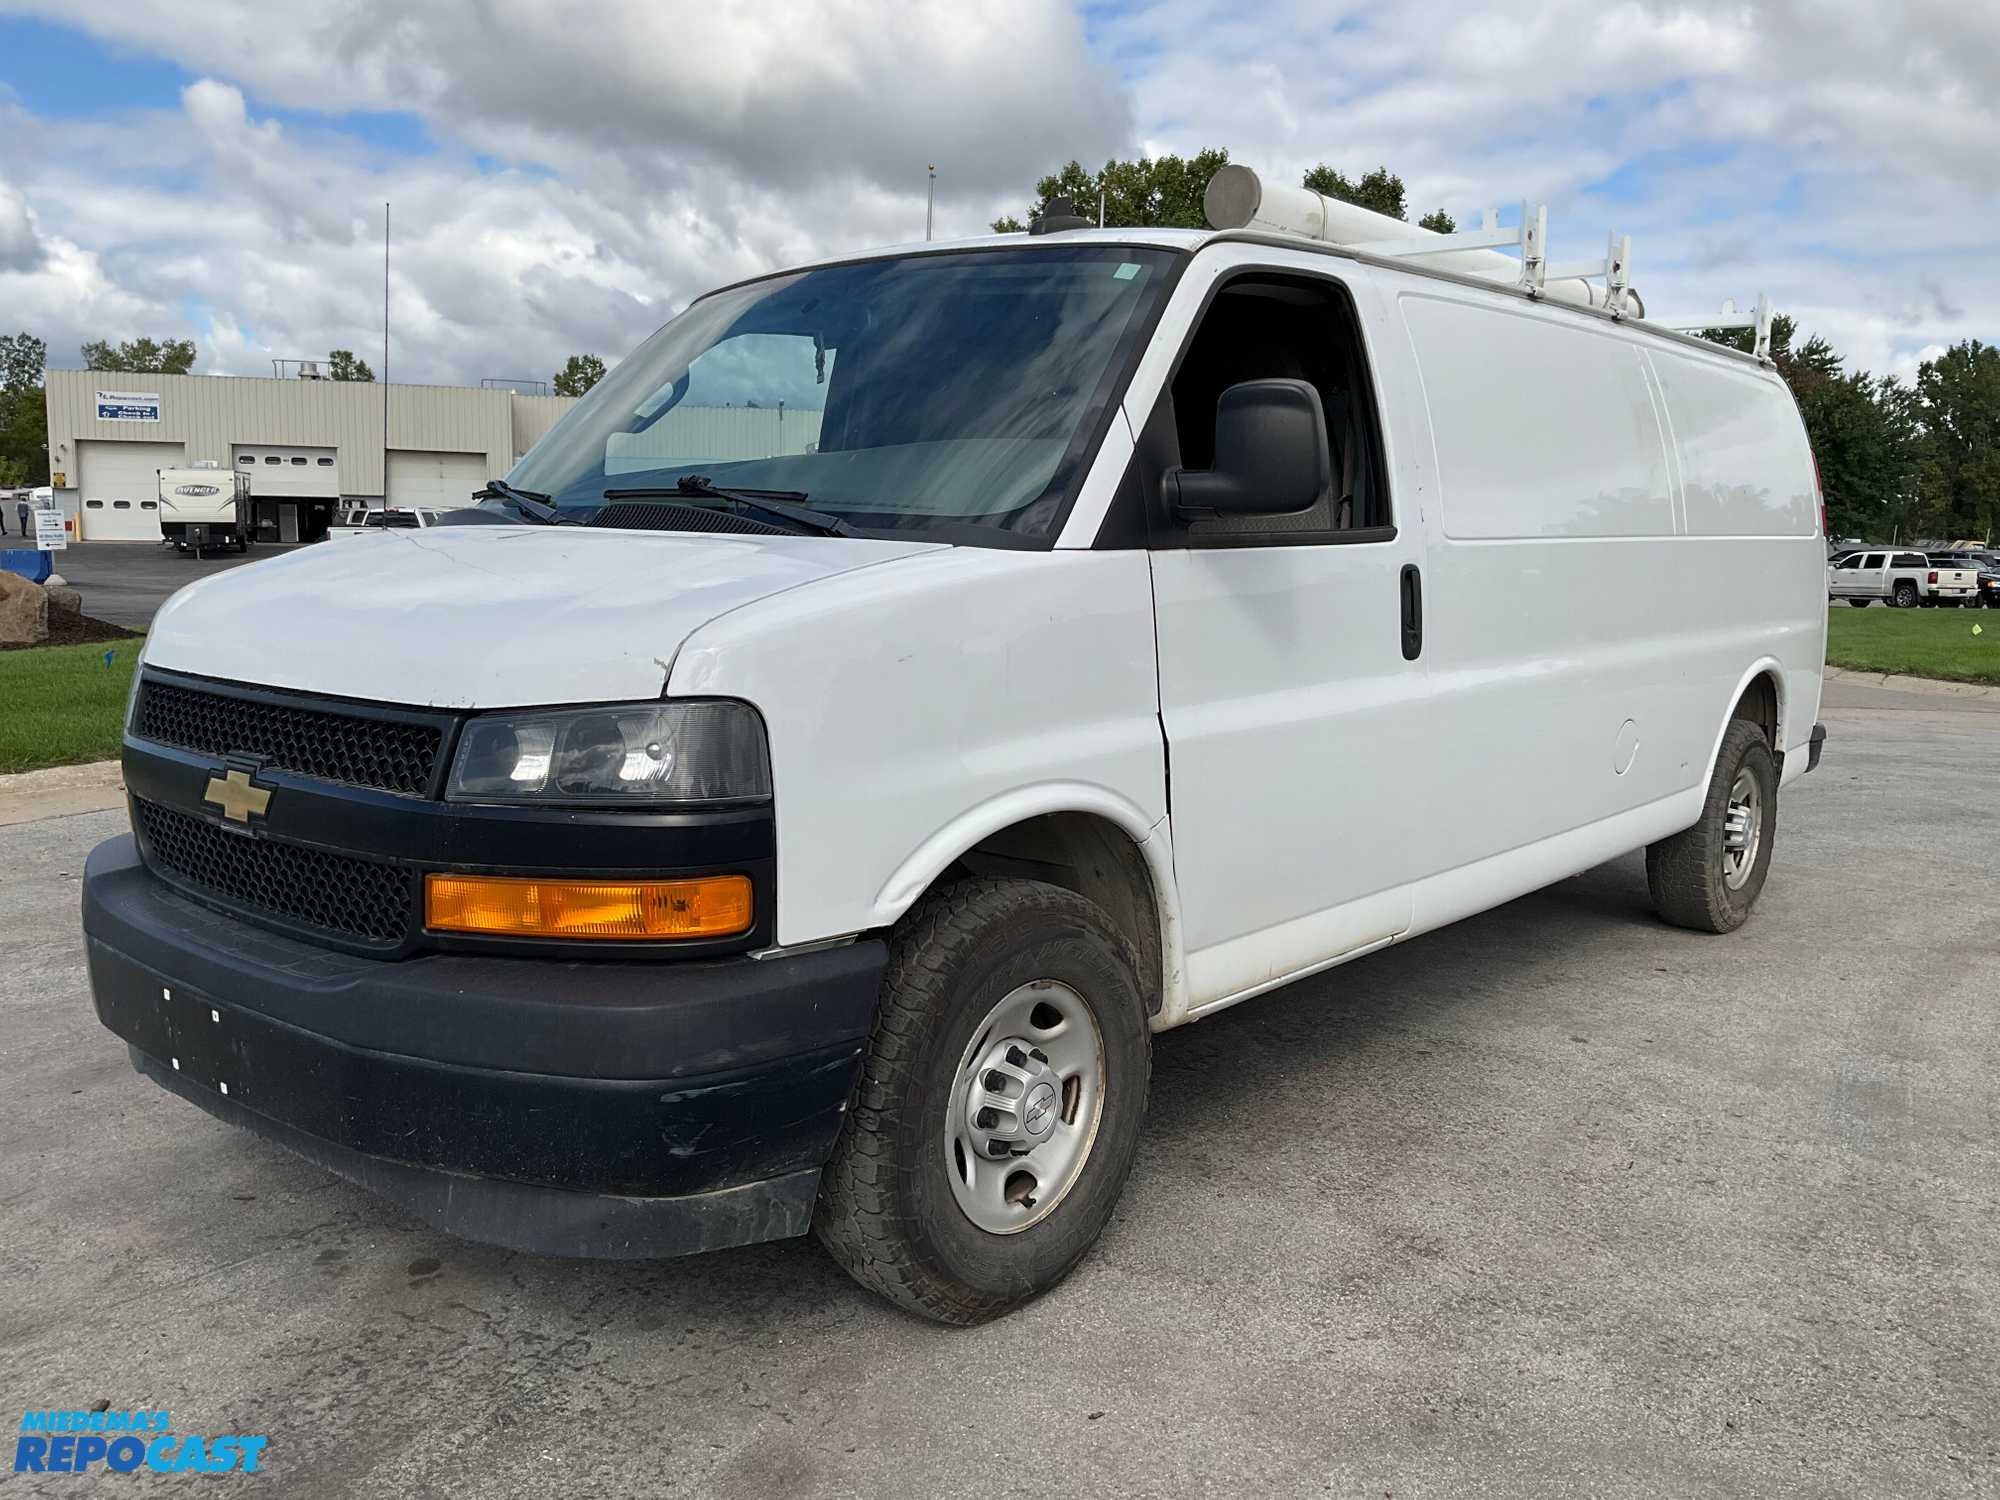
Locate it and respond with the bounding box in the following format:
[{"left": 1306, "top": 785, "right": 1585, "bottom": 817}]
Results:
[
  {"left": 1893, "top": 581, "right": 1919, "bottom": 608},
  {"left": 1646, "top": 719, "right": 1778, "bottom": 934},
  {"left": 1847, "top": 599, "right": 1870, "bottom": 607},
  {"left": 814, "top": 877, "right": 1151, "bottom": 1325}
]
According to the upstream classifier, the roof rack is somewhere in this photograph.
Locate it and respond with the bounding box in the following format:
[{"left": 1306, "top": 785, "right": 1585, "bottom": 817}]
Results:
[
  {"left": 1202, "top": 166, "right": 1771, "bottom": 355},
  {"left": 1652, "top": 295, "right": 1775, "bottom": 362}
]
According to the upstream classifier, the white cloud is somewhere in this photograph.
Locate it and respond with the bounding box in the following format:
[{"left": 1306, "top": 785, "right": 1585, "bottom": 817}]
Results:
[
  {"left": 0, "top": 0, "right": 1994, "bottom": 393},
  {"left": 0, "top": 177, "right": 45, "bottom": 271}
]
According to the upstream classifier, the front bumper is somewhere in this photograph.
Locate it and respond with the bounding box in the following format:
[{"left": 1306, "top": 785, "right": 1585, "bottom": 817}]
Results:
[{"left": 83, "top": 835, "right": 886, "bottom": 1258}]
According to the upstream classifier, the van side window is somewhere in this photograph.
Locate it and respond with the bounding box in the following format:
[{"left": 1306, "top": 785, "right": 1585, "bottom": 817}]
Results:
[{"left": 1157, "top": 273, "right": 1387, "bottom": 543}]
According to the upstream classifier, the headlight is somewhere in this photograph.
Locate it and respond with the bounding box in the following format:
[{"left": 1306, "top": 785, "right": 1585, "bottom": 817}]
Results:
[{"left": 446, "top": 701, "right": 770, "bottom": 805}]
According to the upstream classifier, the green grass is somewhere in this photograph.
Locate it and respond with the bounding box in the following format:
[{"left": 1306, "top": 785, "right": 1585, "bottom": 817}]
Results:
[
  {"left": 0, "top": 639, "right": 142, "bottom": 774},
  {"left": 1826, "top": 603, "right": 2000, "bottom": 685}
]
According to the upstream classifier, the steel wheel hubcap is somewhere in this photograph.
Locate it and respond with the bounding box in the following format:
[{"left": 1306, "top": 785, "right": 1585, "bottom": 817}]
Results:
[
  {"left": 1721, "top": 768, "right": 1762, "bottom": 890},
  {"left": 944, "top": 980, "right": 1105, "bottom": 1234}
]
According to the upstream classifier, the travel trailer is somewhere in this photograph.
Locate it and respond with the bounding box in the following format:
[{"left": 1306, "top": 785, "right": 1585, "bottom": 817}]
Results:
[
  {"left": 83, "top": 168, "right": 1827, "bottom": 1323},
  {"left": 157, "top": 466, "right": 253, "bottom": 554}
]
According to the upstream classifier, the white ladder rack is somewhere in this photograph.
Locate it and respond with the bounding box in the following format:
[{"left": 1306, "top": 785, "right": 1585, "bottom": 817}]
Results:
[
  {"left": 1347, "top": 204, "right": 1635, "bottom": 315},
  {"left": 1347, "top": 203, "right": 1768, "bottom": 358},
  {"left": 1653, "top": 295, "right": 1775, "bottom": 361}
]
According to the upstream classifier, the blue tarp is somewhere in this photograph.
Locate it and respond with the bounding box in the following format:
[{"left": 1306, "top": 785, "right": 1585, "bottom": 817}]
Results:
[{"left": 0, "top": 548, "right": 52, "bottom": 584}]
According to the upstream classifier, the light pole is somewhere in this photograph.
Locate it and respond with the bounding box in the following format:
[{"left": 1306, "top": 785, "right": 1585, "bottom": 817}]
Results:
[{"left": 926, "top": 165, "right": 936, "bottom": 241}]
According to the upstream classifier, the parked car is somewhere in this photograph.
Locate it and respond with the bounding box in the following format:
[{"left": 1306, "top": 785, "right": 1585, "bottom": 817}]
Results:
[
  {"left": 81, "top": 200, "right": 1830, "bottom": 1324},
  {"left": 1927, "top": 550, "right": 2000, "bottom": 608},
  {"left": 1827, "top": 549, "right": 1975, "bottom": 607}
]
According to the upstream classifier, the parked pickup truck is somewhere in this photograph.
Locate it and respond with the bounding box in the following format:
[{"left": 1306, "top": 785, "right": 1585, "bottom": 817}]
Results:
[
  {"left": 1828, "top": 549, "right": 1978, "bottom": 607},
  {"left": 326, "top": 506, "right": 446, "bottom": 539},
  {"left": 1927, "top": 550, "right": 2000, "bottom": 608}
]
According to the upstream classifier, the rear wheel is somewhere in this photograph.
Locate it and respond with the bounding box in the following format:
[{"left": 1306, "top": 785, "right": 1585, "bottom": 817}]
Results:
[
  {"left": 814, "top": 878, "right": 1151, "bottom": 1324},
  {"left": 1893, "top": 580, "right": 1919, "bottom": 608},
  {"left": 1647, "top": 719, "right": 1778, "bottom": 934}
]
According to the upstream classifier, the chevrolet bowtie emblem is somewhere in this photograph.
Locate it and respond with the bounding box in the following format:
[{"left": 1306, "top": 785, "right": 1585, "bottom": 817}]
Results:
[{"left": 203, "top": 768, "right": 273, "bottom": 824}]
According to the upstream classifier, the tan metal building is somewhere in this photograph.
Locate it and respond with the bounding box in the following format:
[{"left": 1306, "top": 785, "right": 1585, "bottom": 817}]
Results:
[{"left": 43, "top": 371, "right": 576, "bottom": 542}]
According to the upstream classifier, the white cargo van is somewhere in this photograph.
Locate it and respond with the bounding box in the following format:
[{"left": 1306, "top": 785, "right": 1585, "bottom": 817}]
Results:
[
  {"left": 83, "top": 174, "right": 1827, "bottom": 1324},
  {"left": 158, "top": 467, "right": 253, "bottom": 554}
]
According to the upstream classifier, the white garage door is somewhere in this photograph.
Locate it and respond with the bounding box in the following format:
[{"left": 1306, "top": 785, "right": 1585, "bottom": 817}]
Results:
[
  {"left": 80, "top": 439, "right": 186, "bottom": 541},
  {"left": 232, "top": 444, "right": 339, "bottom": 498},
  {"left": 386, "top": 450, "right": 487, "bottom": 510}
]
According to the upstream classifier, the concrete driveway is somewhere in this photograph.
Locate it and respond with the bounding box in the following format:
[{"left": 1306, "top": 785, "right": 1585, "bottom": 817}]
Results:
[{"left": 2, "top": 677, "right": 1995, "bottom": 1497}]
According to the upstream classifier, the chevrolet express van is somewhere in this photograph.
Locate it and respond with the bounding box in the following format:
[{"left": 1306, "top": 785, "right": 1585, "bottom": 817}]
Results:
[{"left": 82, "top": 203, "right": 1828, "bottom": 1324}]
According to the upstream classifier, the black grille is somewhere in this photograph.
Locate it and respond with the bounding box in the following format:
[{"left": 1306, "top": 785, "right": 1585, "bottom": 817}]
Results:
[
  {"left": 135, "top": 678, "right": 443, "bottom": 796},
  {"left": 134, "top": 798, "right": 414, "bottom": 945}
]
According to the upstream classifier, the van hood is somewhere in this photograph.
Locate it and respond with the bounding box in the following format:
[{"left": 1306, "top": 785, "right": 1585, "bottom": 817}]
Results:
[{"left": 144, "top": 525, "right": 944, "bottom": 708}]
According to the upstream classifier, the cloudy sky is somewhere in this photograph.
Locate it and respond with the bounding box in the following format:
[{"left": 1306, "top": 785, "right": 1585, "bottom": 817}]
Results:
[{"left": 2, "top": 1, "right": 1994, "bottom": 389}]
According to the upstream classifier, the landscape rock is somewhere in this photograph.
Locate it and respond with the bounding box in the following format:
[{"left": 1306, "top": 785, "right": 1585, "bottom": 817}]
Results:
[
  {"left": 0, "top": 571, "right": 49, "bottom": 646},
  {"left": 46, "top": 585, "right": 83, "bottom": 617}
]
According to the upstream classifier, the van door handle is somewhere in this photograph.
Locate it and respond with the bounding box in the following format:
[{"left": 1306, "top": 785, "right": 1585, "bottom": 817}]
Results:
[{"left": 1400, "top": 564, "right": 1423, "bottom": 661}]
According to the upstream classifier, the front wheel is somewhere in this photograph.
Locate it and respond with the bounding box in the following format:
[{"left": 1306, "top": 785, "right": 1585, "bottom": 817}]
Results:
[
  {"left": 1847, "top": 599, "right": 1871, "bottom": 608},
  {"left": 814, "top": 878, "right": 1151, "bottom": 1324},
  {"left": 1647, "top": 719, "right": 1778, "bottom": 933}
]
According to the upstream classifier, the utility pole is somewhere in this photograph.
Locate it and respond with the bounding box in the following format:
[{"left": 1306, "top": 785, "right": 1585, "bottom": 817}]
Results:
[
  {"left": 382, "top": 202, "right": 391, "bottom": 509},
  {"left": 926, "top": 165, "right": 936, "bottom": 241}
]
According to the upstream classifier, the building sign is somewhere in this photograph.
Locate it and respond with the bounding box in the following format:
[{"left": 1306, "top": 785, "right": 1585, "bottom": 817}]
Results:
[
  {"left": 34, "top": 509, "right": 67, "bottom": 551},
  {"left": 49, "top": 472, "right": 65, "bottom": 488},
  {"left": 96, "top": 389, "right": 162, "bottom": 422}
]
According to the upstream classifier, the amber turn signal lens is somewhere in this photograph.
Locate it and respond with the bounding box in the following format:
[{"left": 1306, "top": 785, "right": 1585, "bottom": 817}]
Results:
[{"left": 425, "top": 873, "right": 752, "bottom": 940}]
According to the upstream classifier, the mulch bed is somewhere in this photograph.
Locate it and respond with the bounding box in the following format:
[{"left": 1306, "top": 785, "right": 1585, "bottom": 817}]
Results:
[{"left": 0, "top": 612, "right": 142, "bottom": 652}]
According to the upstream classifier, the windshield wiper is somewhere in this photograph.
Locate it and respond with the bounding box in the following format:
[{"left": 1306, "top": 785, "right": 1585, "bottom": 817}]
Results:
[
  {"left": 474, "top": 479, "right": 573, "bottom": 525},
  {"left": 600, "top": 475, "right": 859, "bottom": 538}
]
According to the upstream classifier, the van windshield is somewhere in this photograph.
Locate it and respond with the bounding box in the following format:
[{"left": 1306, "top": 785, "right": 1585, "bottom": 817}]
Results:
[{"left": 507, "top": 246, "right": 1176, "bottom": 544}]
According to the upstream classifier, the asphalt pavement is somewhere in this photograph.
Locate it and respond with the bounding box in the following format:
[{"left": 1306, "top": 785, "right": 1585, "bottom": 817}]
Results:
[
  {"left": 27, "top": 540, "right": 305, "bottom": 631},
  {"left": 1, "top": 677, "right": 1995, "bottom": 1497}
]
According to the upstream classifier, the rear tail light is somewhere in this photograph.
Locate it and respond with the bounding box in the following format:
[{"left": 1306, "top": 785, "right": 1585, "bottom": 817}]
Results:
[{"left": 1929, "top": 571, "right": 1939, "bottom": 584}]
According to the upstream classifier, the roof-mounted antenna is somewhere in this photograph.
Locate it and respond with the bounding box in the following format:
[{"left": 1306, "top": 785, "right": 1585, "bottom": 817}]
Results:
[{"left": 1030, "top": 197, "right": 1092, "bottom": 236}]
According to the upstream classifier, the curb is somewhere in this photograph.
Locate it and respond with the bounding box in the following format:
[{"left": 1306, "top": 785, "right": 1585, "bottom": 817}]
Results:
[
  {"left": 0, "top": 759, "right": 125, "bottom": 827},
  {"left": 1823, "top": 665, "right": 2000, "bottom": 701}
]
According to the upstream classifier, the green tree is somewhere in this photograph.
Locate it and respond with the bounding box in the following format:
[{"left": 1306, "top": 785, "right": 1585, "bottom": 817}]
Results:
[
  {"left": 992, "top": 148, "right": 1232, "bottom": 232},
  {"left": 0, "top": 331, "right": 45, "bottom": 392},
  {"left": 327, "top": 349, "right": 374, "bottom": 381},
  {"left": 1914, "top": 340, "right": 2000, "bottom": 542},
  {"left": 553, "top": 353, "right": 606, "bottom": 397},
  {"left": 0, "top": 332, "right": 48, "bottom": 487},
  {"left": 994, "top": 151, "right": 1454, "bottom": 235},
  {"left": 79, "top": 336, "right": 197, "bottom": 374}
]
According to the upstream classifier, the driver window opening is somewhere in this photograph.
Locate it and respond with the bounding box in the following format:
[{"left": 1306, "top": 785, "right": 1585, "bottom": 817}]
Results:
[{"left": 1168, "top": 275, "right": 1388, "bottom": 535}]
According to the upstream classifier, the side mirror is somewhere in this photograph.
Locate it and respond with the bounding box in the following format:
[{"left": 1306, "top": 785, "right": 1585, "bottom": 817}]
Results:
[{"left": 1166, "top": 378, "right": 1333, "bottom": 519}]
